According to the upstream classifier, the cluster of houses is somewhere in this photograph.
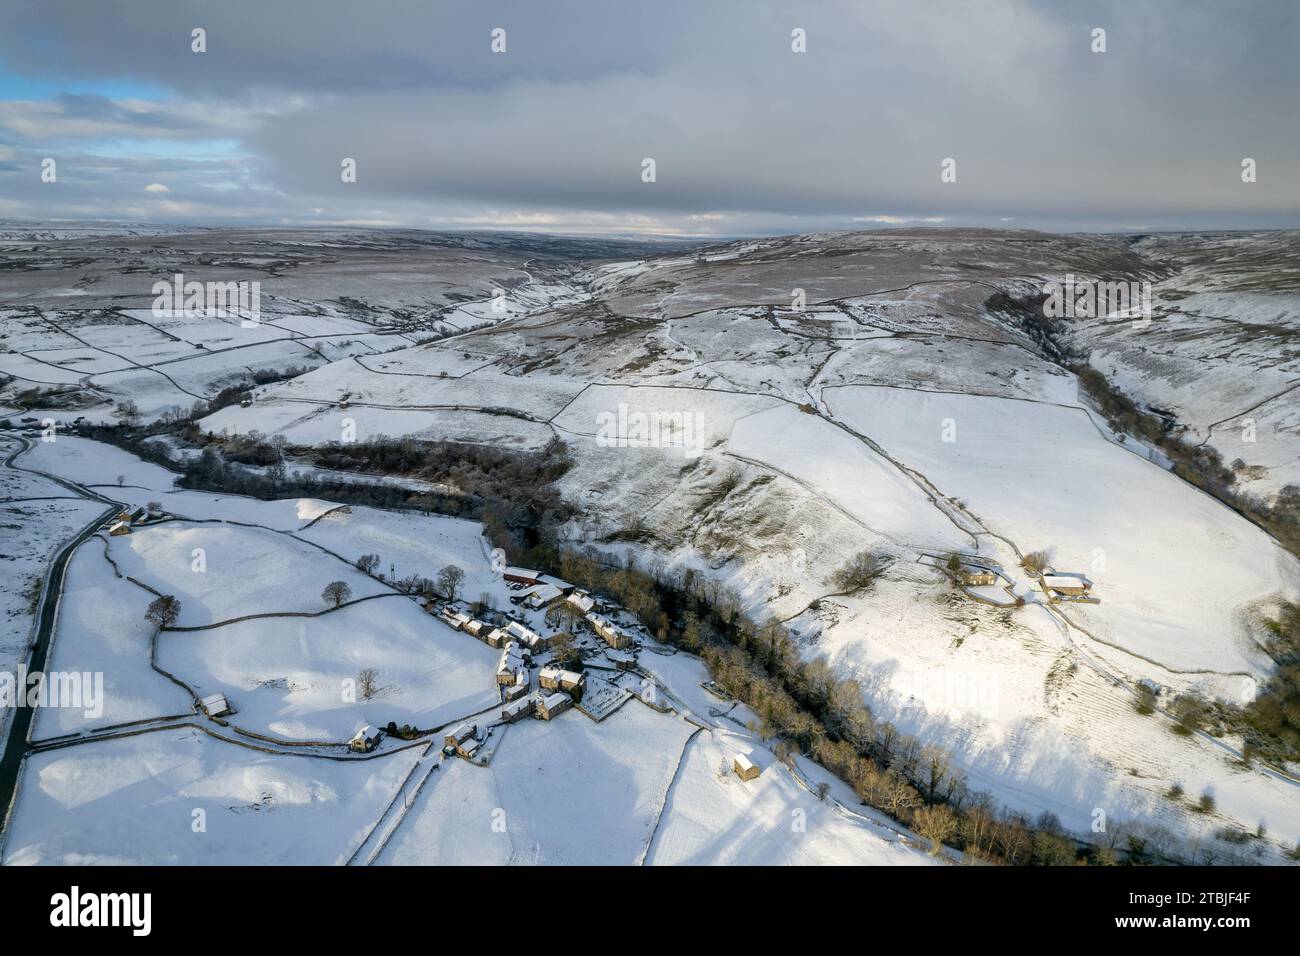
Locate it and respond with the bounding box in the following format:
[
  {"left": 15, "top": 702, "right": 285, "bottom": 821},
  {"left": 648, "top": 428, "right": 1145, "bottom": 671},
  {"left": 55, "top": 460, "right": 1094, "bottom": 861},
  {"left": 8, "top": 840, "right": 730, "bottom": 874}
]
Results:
[
  {"left": 434, "top": 569, "right": 638, "bottom": 655},
  {"left": 494, "top": 690, "right": 575, "bottom": 725},
  {"left": 435, "top": 603, "right": 554, "bottom": 654},
  {"left": 106, "top": 502, "right": 166, "bottom": 536},
  {"left": 418, "top": 565, "right": 654, "bottom": 764},
  {"left": 504, "top": 567, "right": 637, "bottom": 650}
]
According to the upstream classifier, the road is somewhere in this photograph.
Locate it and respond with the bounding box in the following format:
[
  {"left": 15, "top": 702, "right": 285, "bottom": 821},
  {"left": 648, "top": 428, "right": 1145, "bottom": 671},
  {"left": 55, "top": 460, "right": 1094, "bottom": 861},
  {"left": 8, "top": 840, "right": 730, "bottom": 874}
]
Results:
[{"left": 0, "top": 431, "right": 123, "bottom": 835}]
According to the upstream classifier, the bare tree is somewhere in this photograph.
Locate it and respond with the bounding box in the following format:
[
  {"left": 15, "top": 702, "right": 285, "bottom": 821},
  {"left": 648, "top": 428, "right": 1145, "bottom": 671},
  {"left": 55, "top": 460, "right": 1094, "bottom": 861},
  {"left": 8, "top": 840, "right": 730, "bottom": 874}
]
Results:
[
  {"left": 144, "top": 594, "right": 182, "bottom": 629},
  {"left": 357, "top": 667, "right": 378, "bottom": 701},
  {"left": 545, "top": 600, "right": 581, "bottom": 632},
  {"left": 829, "top": 549, "right": 889, "bottom": 592},
  {"left": 114, "top": 400, "right": 141, "bottom": 427},
  {"left": 322, "top": 580, "right": 352, "bottom": 608},
  {"left": 1021, "top": 550, "right": 1050, "bottom": 574},
  {"left": 356, "top": 553, "right": 380, "bottom": 575},
  {"left": 913, "top": 804, "right": 957, "bottom": 856},
  {"left": 436, "top": 564, "right": 465, "bottom": 602},
  {"left": 550, "top": 633, "right": 581, "bottom": 667}
]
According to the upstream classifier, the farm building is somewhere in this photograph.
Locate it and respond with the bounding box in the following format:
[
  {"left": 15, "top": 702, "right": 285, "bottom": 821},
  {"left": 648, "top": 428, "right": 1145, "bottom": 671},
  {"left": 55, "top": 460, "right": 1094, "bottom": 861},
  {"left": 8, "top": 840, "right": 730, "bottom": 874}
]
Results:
[
  {"left": 535, "top": 692, "right": 573, "bottom": 721},
  {"left": 566, "top": 590, "right": 596, "bottom": 615},
  {"left": 349, "top": 725, "right": 383, "bottom": 753},
  {"left": 108, "top": 519, "right": 131, "bottom": 536},
  {"left": 463, "top": 619, "right": 487, "bottom": 638},
  {"left": 199, "top": 692, "right": 233, "bottom": 718},
  {"left": 444, "top": 723, "right": 477, "bottom": 749},
  {"left": 501, "top": 697, "right": 533, "bottom": 723},
  {"left": 733, "top": 753, "right": 761, "bottom": 782},
  {"left": 503, "top": 566, "right": 541, "bottom": 586},
  {"left": 538, "top": 666, "right": 586, "bottom": 694},
  {"left": 1042, "top": 573, "right": 1091, "bottom": 596},
  {"left": 484, "top": 626, "right": 509, "bottom": 649},
  {"left": 587, "top": 612, "right": 633, "bottom": 649},
  {"left": 514, "top": 583, "right": 563, "bottom": 609}
]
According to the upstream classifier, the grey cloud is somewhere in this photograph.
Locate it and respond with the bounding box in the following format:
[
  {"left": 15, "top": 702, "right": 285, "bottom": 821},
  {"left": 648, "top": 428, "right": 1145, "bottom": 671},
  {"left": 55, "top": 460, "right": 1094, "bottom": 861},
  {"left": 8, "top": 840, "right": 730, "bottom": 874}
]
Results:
[{"left": 0, "top": 0, "right": 1297, "bottom": 233}]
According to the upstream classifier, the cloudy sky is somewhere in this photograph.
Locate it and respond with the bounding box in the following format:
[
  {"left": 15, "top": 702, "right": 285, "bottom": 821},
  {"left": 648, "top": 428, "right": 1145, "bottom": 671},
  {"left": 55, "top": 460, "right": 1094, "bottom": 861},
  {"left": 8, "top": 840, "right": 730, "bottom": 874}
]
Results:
[{"left": 0, "top": 0, "right": 1296, "bottom": 237}]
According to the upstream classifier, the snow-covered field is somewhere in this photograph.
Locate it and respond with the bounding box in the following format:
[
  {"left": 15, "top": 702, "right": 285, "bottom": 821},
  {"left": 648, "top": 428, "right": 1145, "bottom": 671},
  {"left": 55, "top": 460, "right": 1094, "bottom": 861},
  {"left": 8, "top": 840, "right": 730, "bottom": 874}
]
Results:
[
  {"left": 825, "top": 386, "right": 1299, "bottom": 675},
  {"left": 32, "top": 544, "right": 192, "bottom": 738},
  {"left": 156, "top": 598, "right": 500, "bottom": 742},
  {"left": 3, "top": 727, "right": 425, "bottom": 865},
  {"left": 645, "top": 729, "right": 936, "bottom": 866}
]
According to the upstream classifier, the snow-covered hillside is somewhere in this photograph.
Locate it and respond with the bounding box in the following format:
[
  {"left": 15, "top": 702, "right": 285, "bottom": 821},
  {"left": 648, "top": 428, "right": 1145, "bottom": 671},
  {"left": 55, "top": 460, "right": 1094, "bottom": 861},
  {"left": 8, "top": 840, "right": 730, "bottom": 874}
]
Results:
[{"left": 4, "top": 227, "right": 1299, "bottom": 864}]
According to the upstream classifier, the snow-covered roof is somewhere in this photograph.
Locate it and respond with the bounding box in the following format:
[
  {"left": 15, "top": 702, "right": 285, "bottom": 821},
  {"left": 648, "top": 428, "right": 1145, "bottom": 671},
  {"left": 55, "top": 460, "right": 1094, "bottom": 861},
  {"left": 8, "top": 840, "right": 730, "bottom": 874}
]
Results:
[
  {"left": 733, "top": 753, "right": 756, "bottom": 772},
  {"left": 542, "top": 692, "right": 570, "bottom": 710},
  {"left": 522, "top": 584, "right": 563, "bottom": 605},
  {"left": 539, "top": 666, "right": 583, "bottom": 685},
  {"left": 566, "top": 591, "right": 595, "bottom": 613},
  {"left": 448, "top": 722, "right": 475, "bottom": 743},
  {"left": 505, "top": 620, "right": 543, "bottom": 646},
  {"left": 504, "top": 566, "right": 540, "bottom": 579},
  {"left": 1043, "top": 573, "right": 1089, "bottom": 589},
  {"left": 497, "top": 642, "right": 525, "bottom": 673}
]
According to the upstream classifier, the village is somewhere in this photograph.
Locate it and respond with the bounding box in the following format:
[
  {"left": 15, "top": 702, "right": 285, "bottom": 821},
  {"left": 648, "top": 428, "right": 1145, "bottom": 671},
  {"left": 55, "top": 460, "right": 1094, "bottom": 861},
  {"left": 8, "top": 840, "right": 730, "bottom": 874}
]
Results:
[
  {"left": 340, "top": 562, "right": 765, "bottom": 786},
  {"left": 422, "top": 564, "right": 688, "bottom": 765},
  {"left": 85, "top": 490, "right": 768, "bottom": 792}
]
